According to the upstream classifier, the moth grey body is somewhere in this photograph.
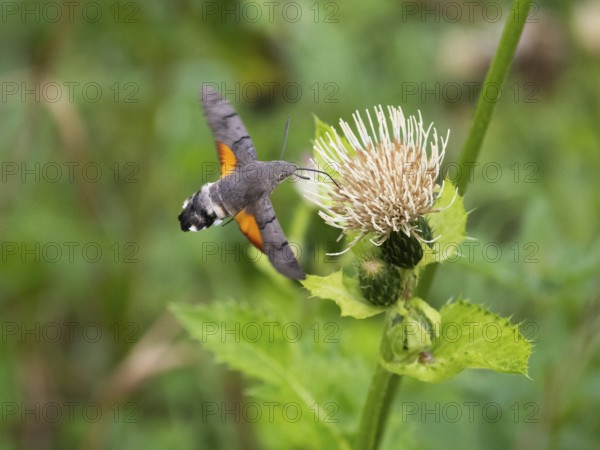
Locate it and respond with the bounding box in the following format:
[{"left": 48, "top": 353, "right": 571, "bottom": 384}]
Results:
[
  {"left": 178, "top": 161, "right": 296, "bottom": 232},
  {"left": 178, "top": 183, "right": 222, "bottom": 232}
]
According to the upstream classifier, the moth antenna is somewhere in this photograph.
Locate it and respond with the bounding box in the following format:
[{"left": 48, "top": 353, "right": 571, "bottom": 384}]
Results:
[
  {"left": 279, "top": 117, "right": 291, "bottom": 160},
  {"left": 295, "top": 167, "right": 340, "bottom": 189}
]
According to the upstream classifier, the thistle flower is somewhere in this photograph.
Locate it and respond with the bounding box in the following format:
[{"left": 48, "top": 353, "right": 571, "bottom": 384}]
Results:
[{"left": 308, "top": 105, "right": 451, "bottom": 253}]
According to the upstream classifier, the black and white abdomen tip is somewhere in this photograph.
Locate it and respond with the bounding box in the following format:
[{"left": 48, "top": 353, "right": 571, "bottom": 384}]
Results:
[{"left": 178, "top": 186, "right": 218, "bottom": 232}]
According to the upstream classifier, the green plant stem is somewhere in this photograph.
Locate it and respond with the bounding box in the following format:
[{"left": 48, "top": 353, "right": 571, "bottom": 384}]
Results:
[
  {"left": 355, "top": 1, "right": 533, "bottom": 448},
  {"left": 455, "top": 0, "right": 533, "bottom": 195},
  {"left": 419, "top": 0, "right": 532, "bottom": 302},
  {"left": 356, "top": 313, "right": 401, "bottom": 450}
]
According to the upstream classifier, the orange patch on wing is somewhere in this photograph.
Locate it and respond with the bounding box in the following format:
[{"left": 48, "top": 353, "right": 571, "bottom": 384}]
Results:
[
  {"left": 235, "top": 209, "right": 263, "bottom": 251},
  {"left": 216, "top": 141, "right": 237, "bottom": 177}
]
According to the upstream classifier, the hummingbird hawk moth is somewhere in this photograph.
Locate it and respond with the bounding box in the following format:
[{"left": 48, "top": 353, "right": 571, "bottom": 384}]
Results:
[{"left": 178, "top": 85, "right": 307, "bottom": 280}]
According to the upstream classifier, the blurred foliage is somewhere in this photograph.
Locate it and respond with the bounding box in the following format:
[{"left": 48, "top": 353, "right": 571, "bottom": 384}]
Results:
[{"left": 1, "top": 0, "right": 600, "bottom": 449}]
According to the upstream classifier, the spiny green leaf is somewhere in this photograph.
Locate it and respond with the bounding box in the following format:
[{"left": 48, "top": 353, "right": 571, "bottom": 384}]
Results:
[
  {"left": 302, "top": 271, "right": 386, "bottom": 319},
  {"left": 420, "top": 178, "right": 467, "bottom": 267},
  {"left": 172, "top": 301, "right": 287, "bottom": 384},
  {"left": 382, "top": 300, "right": 532, "bottom": 382},
  {"left": 170, "top": 301, "right": 353, "bottom": 450}
]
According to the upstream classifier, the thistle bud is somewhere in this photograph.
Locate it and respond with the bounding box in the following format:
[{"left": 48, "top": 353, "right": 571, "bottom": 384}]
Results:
[
  {"left": 381, "top": 217, "right": 434, "bottom": 269},
  {"left": 357, "top": 255, "right": 403, "bottom": 307},
  {"left": 386, "top": 298, "right": 441, "bottom": 363}
]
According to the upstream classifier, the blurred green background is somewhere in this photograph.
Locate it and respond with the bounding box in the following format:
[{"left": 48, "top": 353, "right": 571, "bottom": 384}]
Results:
[{"left": 1, "top": 0, "right": 600, "bottom": 449}]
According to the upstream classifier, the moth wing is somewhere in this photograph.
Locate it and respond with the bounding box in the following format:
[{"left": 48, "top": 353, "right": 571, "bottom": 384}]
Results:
[
  {"left": 200, "top": 85, "right": 257, "bottom": 177},
  {"left": 234, "top": 195, "right": 305, "bottom": 280}
]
